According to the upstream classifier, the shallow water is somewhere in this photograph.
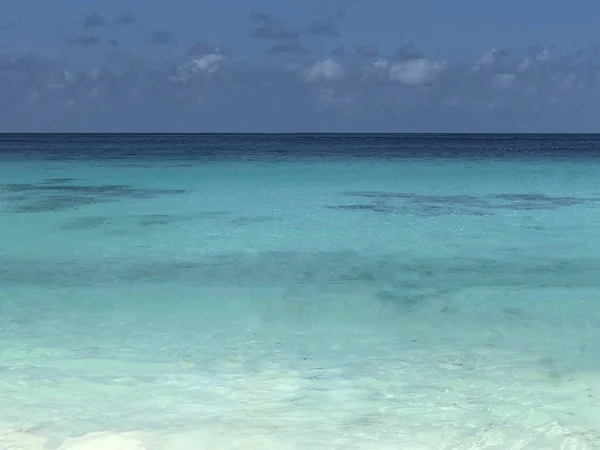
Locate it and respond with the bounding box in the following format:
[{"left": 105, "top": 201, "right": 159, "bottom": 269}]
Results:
[{"left": 1, "top": 134, "right": 600, "bottom": 449}]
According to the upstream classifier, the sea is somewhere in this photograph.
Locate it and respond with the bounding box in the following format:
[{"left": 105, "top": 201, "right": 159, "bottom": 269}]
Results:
[{"left": 1, "top": 133, "right": 600, "bottom": 450}]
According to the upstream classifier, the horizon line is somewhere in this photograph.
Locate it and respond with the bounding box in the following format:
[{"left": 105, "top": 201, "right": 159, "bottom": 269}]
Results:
[{"left": 1, "top": 132, "right": 600, "bottom": 136}]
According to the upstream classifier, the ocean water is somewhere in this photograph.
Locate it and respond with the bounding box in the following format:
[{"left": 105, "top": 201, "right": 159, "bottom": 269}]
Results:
[{"left": 1, "top": 133, "right": 600, "bottom": 449}]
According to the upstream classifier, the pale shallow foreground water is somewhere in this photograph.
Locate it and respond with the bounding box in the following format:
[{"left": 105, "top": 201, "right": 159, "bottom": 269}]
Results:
[{"left": 1, "top": 134, "right": 600, "bottom": 449}]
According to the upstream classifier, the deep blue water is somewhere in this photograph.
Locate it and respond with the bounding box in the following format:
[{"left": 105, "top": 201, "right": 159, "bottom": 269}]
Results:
[{"left": 3, "top": 133, "right": 600, "bottom": 160}]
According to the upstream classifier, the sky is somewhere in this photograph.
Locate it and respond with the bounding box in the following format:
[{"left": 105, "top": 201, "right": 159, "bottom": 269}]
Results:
[{"left": 2, "top": 0, "right": 600, "bottom": 132}]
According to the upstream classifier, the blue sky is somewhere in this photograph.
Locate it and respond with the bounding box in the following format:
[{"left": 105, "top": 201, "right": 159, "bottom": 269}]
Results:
[{"left": 2, "top": 0, "right": 600, "bottom": 132}]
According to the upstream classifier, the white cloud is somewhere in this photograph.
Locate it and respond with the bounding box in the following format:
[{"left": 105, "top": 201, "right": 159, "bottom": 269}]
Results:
[
  {"left": 389, "top": 58, "right": 444, "bottom": 86},
  {"left": 304, "top": 59, "right": 344, "bottom": 82},
  {"left": 282, "top": 62, "right": 304, "bottom": 73},
  {"left": 3, "top": 44, "right": 600, "bottom": 131},
  {"left": 63, "top": 70, "right": 76, "bottom": 85},
  {"left": 517, "top": 58, "right": 532, "bottom": 71},
  {"left": 493, "top": 73, "right": 516, "bottom": 88},
  {"left": 523, "top": 85, "right": 538, "bottom": 95},
  {"left": 90, "top": 67, "right": 101, "bottom": 81},
  {"left": 373, "top": 59, "right": 389, "bottom": 70},
  {"left": 170, "top": 54, "right": 225, "bottom": 82},
  {"left": 28, "top": 90, "right": 39, "bottom": 103},
  {"left": 535, "top": 48, "right": 551, "bottom": 62},
  {"left": 518, "top": 48, "right": 551, "bottom": 71},
  {"left": 192, "top": 54, "right": 224, "bottom": 72},
  {"left": 558, "top": 73, "right": 585, "bottom": 91},
  {"left": 316, "top": 87, "right": 335, "bottom": 103},
  {"left": 473, "top": 48, "right": 503, "bottom": 72}
]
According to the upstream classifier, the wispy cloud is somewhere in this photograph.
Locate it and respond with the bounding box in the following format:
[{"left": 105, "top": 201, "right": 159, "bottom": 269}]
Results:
[
  {"left": 266, "top": 41, "right": 309, "bottom": 54},
  {"left": 250, "top": 14, "right": 299, "bottom": 40},
  {"left": 84, "top": 13, "right": 106, "bottom": 28},
  {"left": 309, "top": 18, "right": 340, "bottom": 38},
  {"left": 146, "top": 30, "right": 175, "bottom": 44},
  {"left": 355, "top": 45, "right": 379, "bottom": 59},
  {"left": 187, "top": 41, "right": 232, "bottom": 57},
  {"left": 0, "top": 17, "right": 22, "bottom": 34},
  {"left": 2, "top": 42, "right": 600, "bottom": 131},
  {"left": 68, "top": 36, "right": 100, "bottom": 47},
  {"left": 116, "top": 13, "right": 135, "bottom": 26},
  {"left": 331, "top": 46, "right": 345, "bottom": 56}
]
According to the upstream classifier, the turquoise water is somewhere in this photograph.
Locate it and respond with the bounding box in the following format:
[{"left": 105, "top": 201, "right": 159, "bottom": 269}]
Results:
[{"left": 1, "top": 134, "right": 600, "bottom": 449}]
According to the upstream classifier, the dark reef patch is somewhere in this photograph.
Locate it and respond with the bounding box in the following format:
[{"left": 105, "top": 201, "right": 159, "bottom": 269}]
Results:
[
  {"left": 197, "top": 211, "right": 230, "bottom": 218},
  {"left": 341, "top": 191, "right": 414, "bottom": 199},
  {"left": 230, "top": 215, "right": 276, "bottom": 226},
  {"left": 135, "top": 214, "right": 191, "bottom": 226},
  {"left": 329, "top": 191, "right": 597, "bottom": 216},
  {"left": 488, "top": 193, "right": 583, "bottom": 210},
  {"left": 374, "top": 290, "right": 424, "bottom": 309},
  {"left": 40, "top": 178, "right": 80, "bottom": 185},
  {"left": 61, "top": 214, "right": 194, "bottom": 230},
  {"left": 1, "top": 252, "right": 599, "bottom": 329},
  {"left": 10, "top": 195, "right": 108, "bottom": 213},
  {"left": 327, "top": 202, "right": 488, "bottom": 217},
  {"left": 0, "top": 182, "right": 190, "bottom": 213},
  {"left": 61, "top": 216, "right": 115, "bottom": 230},
  {"left": 136, "top": 215, "right": 177, "bottom": 226}
]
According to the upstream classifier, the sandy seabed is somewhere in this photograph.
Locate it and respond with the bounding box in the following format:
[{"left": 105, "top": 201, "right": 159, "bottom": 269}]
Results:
[{"left": 2, "top": 297, "right": 600, "bottom": 450}]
